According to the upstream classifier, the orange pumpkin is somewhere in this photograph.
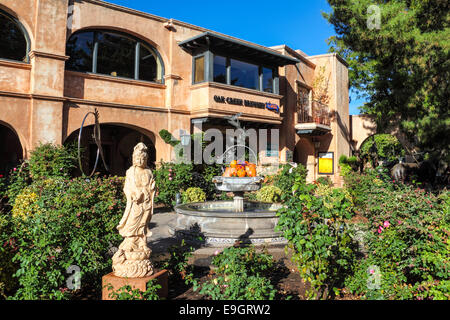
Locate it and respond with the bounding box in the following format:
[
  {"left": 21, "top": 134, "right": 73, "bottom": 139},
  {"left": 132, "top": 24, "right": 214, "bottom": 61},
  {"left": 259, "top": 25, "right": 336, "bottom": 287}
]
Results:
[
  {"left": 230, "top": 160, "right": 238, "bottom": 168},
  {"left": 245, "top": 164, "right": 257, "bottom": 177},
  {"left": 222, "top": 167, "right": 233, "bottom": 177},
  {"left": 237, "top": 167, "right": 246, "bottom": 177}
]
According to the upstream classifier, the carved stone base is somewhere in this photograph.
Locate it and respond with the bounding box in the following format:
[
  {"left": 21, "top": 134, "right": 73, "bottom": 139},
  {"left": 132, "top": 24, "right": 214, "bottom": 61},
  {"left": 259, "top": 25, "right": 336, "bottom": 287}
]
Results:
[
  {"left": 113, "top": 258, "right": 154, "bottom": 278},
  {"left": 102, "top": 270, "right": 168, "bottom": 300},
  {"left": 112, "top": 237, "right": 154, "bottom": 278}
]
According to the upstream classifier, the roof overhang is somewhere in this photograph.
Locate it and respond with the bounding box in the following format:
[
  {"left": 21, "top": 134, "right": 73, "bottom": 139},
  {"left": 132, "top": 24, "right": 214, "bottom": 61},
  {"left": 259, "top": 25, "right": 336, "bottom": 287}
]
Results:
[
  {"left": 295, "top": 123, "right": 331, "bottom": 136},
  {"left": 179, "top": 32, "right": 299, "bottom": 67}
]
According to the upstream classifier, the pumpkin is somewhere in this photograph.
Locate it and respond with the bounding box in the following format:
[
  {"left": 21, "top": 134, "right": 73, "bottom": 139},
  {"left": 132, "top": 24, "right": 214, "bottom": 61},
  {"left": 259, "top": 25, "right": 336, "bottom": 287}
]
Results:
[
  {"left": 230, "top": 160, "right": 238, "bottom": 168},
  {"left": 223, "top": 167, "right": 235, "bottom": 177},
  {"left": 245, "top": 165, "right": 257, "bottom": 177},
  {"left": 237, "top": 167, "right": 246, "bottom": 178}
]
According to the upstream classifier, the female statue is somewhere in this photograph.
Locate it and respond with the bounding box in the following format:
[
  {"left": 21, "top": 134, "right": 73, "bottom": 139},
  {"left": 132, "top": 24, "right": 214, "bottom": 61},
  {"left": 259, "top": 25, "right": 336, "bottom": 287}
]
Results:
[{"left": 112, "top": 143, "right": 156, "bottom": 278}]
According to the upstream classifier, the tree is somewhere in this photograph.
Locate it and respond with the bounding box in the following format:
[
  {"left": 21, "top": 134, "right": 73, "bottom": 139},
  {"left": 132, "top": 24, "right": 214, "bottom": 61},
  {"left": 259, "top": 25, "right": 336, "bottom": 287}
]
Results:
[{"left": 323, "top": 0, "right": 449, "bottom": 171}]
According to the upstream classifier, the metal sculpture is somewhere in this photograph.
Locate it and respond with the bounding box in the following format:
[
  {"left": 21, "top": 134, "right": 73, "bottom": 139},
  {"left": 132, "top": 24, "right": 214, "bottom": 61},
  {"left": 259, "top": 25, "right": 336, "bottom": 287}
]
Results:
[{"left": 77, "top": 108, "right": 109, "bottom": 177}]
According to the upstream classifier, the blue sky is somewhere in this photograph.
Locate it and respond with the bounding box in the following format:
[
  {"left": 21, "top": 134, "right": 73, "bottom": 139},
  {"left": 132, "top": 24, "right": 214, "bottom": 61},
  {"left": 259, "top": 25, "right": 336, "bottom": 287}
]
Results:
[{"left": 106, "top": 0, "right": 364, "bottom": 114}]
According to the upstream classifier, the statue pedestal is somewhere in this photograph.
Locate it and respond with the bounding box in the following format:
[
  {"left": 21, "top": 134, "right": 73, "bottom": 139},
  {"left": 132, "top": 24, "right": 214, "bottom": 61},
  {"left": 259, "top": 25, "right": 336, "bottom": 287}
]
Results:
[{"left": 102, "top": 269, "right": 168, "bottom": 300}]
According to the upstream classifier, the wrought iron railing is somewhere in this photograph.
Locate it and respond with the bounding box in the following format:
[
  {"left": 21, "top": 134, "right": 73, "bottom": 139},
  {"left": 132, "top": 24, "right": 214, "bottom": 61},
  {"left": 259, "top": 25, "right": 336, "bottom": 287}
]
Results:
[{"left": 297, "top": 101, "right": 331, "bottom": 126}]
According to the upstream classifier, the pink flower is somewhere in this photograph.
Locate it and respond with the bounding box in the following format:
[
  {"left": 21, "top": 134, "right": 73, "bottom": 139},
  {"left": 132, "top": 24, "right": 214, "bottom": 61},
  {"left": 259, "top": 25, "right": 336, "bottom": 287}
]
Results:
[
  {"left": 13, "top": 168, "right": 17, "bottom": 171},
  {"left": 169, "top": 177, "right": 172, "bottom": 181},
  {"left": 214, "top": 250, "right": 220, "bottom": 256},
  {"left": 378, "top": 226, "right": 384, "bottom": 234},
  {"left": 383, "top": 221, "right": 390, "bottom": 228},
  {"left": 369, "top": 269, "right": 375, "bottom": 274}
]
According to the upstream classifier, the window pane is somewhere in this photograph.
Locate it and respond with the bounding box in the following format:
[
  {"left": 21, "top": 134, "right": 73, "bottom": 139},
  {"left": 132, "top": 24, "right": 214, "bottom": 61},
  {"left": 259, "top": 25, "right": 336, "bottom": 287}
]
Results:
[
  {"left": 194, "top": 56, "right": 205, "bottom": 83},
  {"left": 262, "top": 67, "right": 274, "bottom": 93},
  {"left": 97, "top": 32, "right": 135, "bottom": 78},
  {"left": 66, "top": 31, "right": 94, "bottom": 72},
  {"left": 213, "top": 55, "right": 227, "bottom": 84},
  {"left": 0, "top": 13, "right": 27, "bottom": 62},
  {"left": 230, "top": 59, "right": 259, "bottom": 90},
  {"left": 139, "top": 44, "right": 158, "bottom": 82}
]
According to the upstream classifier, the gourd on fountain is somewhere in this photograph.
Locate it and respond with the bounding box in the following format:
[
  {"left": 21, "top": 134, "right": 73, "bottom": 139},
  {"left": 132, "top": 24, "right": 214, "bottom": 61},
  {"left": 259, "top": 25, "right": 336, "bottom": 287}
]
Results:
[{"left": 213, "top": 160, "right": 262, "bottom": 213}]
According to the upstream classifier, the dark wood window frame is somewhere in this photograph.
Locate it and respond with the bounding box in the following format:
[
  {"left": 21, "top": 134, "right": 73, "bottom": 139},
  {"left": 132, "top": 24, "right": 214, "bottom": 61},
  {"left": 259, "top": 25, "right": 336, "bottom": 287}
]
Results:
[{"left": 66, "top": 29, "right": 165, "bottom": 84}]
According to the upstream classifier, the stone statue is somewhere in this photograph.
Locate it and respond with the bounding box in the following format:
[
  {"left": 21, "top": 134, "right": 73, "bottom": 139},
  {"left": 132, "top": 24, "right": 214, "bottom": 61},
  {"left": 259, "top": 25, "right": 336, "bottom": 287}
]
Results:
[{"left": 112, "top": 143, "right": 156, "bottom": 278}]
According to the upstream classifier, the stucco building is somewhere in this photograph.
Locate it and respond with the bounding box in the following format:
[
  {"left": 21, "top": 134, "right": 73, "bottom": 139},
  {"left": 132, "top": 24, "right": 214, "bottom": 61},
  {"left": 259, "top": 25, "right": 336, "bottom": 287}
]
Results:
[{"left": 0, "top": 0, "right": 361, "bottom": 183}]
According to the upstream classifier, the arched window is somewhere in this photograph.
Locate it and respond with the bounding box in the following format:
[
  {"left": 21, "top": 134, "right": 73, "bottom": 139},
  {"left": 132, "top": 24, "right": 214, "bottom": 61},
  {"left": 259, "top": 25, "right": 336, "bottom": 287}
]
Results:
[
  {"left": 66, "top": 30, "right": 164, "bottom": 83},
  {"left": 0, "top": 10, "right": 29, "bottom": 62}
]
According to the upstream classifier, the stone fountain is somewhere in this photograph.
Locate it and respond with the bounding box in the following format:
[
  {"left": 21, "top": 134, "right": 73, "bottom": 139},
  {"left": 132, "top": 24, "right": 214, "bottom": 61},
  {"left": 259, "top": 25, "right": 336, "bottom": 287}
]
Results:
[
  {"left": 168, "top": 115, "right": 286, "bottom": 247},
  {"left": 168, "top": 174, "right": 286, "bottom": 247}
]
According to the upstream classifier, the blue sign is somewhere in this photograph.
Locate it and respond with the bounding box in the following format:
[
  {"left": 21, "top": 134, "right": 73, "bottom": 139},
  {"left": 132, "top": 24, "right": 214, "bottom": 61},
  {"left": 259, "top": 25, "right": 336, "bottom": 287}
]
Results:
[{"left": 265, "top": 102, "right": 280, "bottom": 113}]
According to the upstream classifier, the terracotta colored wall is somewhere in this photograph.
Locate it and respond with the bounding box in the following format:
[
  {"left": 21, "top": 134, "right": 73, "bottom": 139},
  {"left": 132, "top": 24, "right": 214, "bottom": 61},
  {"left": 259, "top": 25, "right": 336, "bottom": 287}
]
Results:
[
  {"left": 0, "top": 0, "right": 352, "bottom": 176},
  {"left": 350, "top": 115, "right": 377, "bottom": 150}
]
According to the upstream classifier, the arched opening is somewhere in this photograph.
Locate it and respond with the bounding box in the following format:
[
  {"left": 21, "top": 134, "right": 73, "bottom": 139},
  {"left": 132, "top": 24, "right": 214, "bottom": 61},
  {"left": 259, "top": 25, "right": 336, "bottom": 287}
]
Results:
[
  {"left": 294, "top": 138, "right": 315, "bottom": 182},
  {"left": 64, "top": 124, "right": 156, "bottom": 176},
  {"left": 0, "top": 123, "right": 23, "bottom": 176},
  {"left": 359, "top": 133, "right": 404, "bottom": 168},
  {"left": 65, "top": 29, "right": 164, "bottom": 83},
  {"left": 0, "top": 9, "right": 30, "bottom": 62}
]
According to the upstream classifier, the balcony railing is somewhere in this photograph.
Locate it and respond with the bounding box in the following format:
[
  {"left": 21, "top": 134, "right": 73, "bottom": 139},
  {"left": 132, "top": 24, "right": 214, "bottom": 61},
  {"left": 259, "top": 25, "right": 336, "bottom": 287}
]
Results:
[{"left": 297, "top": 101, "right": 331, "bottom": 126}]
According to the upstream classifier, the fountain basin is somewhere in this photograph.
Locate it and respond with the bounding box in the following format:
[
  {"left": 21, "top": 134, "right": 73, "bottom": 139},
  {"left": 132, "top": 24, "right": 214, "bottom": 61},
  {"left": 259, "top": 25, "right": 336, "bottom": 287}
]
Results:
[
  {"left": 168, "top": 201, "right": 287, "bottom": 247},
  {"left": 212, "top": 176, "right": 264, "bottom": 192}
]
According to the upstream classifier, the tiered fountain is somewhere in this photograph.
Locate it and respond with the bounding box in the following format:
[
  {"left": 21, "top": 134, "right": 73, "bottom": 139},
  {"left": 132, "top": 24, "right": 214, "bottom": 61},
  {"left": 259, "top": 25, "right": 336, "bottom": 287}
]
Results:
[{"left": 168, "top": 117, "right": 286, "bottom": 247}]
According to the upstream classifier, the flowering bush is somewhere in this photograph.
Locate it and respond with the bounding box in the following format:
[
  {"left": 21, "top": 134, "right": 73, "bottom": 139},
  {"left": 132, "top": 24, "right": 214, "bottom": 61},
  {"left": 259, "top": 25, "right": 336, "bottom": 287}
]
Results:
[
  {"left": 28, "top": 142, "right": 78, "bottom": 180},
  {"left": 154, "top": 162, "right": 222, "bottom": 208},
  {"left": 154, "top": 162, "right": 194, "bottom": 207},
  {"left": 105, "top": 279, "right": 161, "bottom": 300},
  {"left": 345, "top": 183, "right": 450, "bottom": 300},
  {"left": 4, "top": 176, "right": 125, "bottom": 300},
  {"left": 276, "top": 182, "right": 358, "bottom": 299},
  {"left": 272, "top": 163, "right": 307, "bottom": 202},
  {"left": 194, "top": 245, "right": 277, "bottom": 300}
]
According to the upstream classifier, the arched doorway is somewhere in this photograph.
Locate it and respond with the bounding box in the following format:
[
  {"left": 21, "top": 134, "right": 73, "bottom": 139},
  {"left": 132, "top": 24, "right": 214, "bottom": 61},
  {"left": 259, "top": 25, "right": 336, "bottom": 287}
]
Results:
[
  {"left": 64, "top": 124, "right": 156, "bottom": 176},
  {"left": 0, "top": 123, "right": 23, "bottom": 176},
  {"left": 294, "top": 138, "right": 315, "bottom": 182}
]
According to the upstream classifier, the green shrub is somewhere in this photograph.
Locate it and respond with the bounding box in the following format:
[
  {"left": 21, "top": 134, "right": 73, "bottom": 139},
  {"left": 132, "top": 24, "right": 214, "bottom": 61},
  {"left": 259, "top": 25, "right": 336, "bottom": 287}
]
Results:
[
  {"left": 154, "top": 162, "right": 193, "bottom": 208},
  {"left": 182, "top": 187, "right": 206, "bottom": 203},
  {"left": 273, "top": 163, "right": 307, "bottom": 202},
  {"left": 159, "top": 129, "right": 180, "bottom": 147},
  {"left": 7, "top": 176, "right": 125, "bottom": 300},
  {"left": 28, "top": 143, "right": 77, "bottom": 180},
  {"left": 191, "top": 164, "right": 222, "bottom": 200},
  {"left": 4, "top": 162, "right": 31, "bottom": 204},
  {"left": 276, "top": 182, "right": 358, "bottom": 299},
  {"left": 162, "top": 239, "right": 196, "bottom": 285},
  {"left": 105, "top": 279, "right": 161, "bottom": 300},
  {"left": 360, "top": 134, "right": 404, "bottom": 163},
  {"left": 256, "top": 186, "right": 282, "bottom": 203},
  {"left": 194, "top": 245, "right": 276, "bottom": 300},
  {"left": 344, "top": 182, "right": 450, "bottom": 300}
]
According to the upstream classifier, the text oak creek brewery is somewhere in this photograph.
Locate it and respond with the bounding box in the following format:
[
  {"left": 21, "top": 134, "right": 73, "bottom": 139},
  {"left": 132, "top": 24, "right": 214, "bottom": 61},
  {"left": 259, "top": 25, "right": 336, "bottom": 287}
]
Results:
[
  {"left": 178, "top": 304, "right": 271, "bottom": 317},
  {"left": 214, "top": 95, "right": 269, "bottom": 109}
]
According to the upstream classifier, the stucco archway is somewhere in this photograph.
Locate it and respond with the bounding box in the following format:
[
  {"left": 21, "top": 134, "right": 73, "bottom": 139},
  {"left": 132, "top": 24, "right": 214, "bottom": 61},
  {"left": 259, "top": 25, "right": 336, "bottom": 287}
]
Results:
[
  {"left": 294, "top": 138, "right": 315, "bottom": 183},
  {"left": 64, "top": 123, "right": 156, "bottom": 176},
  {"left": 0, "top": 122, "right": 23, "bottom": 176}
]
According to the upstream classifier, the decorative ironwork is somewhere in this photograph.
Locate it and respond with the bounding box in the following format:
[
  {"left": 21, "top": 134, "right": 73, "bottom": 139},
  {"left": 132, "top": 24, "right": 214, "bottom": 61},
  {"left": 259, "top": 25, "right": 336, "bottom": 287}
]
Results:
[
  {"left": 297, "top": 87, "right": 330, "bottom": 126},
  {"left": 77, "top": 108, "right": 109, "bottom": 177}
]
